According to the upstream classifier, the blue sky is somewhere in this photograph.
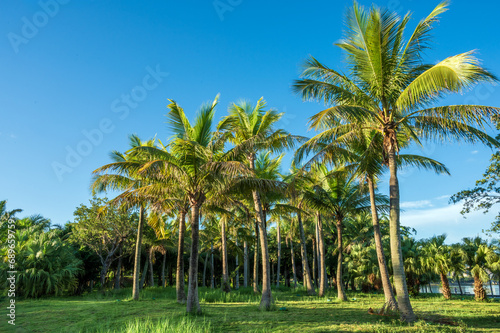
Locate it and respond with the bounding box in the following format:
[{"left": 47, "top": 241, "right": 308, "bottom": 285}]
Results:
[{"left": 1, "top": 0, "right": 499, "bottom": 243}]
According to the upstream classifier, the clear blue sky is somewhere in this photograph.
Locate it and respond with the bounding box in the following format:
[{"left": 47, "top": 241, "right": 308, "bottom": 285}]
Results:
[{"left": 1, "top": 0, "right": 499, "bottom": 243}]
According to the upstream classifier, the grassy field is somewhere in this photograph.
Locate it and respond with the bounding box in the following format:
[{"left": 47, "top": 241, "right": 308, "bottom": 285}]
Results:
[{"left": 1, "top": 287, "right": 499, "bottom": 332}]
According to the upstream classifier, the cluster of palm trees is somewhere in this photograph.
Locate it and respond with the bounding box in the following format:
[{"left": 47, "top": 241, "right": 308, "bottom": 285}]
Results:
[{"left": 89, "top": 1, "right": 500, "bottom": 322}]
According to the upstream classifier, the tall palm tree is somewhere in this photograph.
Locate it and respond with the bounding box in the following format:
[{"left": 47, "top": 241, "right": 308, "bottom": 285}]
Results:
[
  {"left": 294, "top": 1, "right": 499, "bottom": 321},
  {"left": 131, "top": 96, "right": 252, "bottom": 313},
  {"left": 302, "top": 166, "right": 375, "bottom": 300},
  {"left": 217, "top": 98, "right": 301, "bottom": 309},
  {"left": 91, "top": 134, "right": 156, "bottom": 300}
]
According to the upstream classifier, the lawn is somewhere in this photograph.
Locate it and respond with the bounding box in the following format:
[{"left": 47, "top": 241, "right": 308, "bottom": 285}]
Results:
[{"left": 1, "top": 287, "right": 499, "bottom": 332}]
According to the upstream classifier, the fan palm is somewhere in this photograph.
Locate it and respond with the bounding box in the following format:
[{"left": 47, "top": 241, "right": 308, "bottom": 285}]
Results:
[{"left": 294, "top": 1, "right": 499, "bottom": 321}]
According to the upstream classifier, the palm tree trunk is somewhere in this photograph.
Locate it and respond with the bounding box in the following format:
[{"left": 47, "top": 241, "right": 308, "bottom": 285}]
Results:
[
  {"left": 148, "top": 248, "right": 155, "bottom": 287},
  {"left": 235, "top": 238, "right": 239, "bottom": 289},
  {"left": 297, "top": 212, "right": 315, "bottom": 295},
  {"left": 186, "top": 199, "right": 202, "bottom": 314},
  {"left": 336, "top": 219, "right": 347, "bottom": 301},
  {"left": 289, "top": 238, "right": 298, "bottom": 288},
  {"left": 211, "top": 242, "right": 215, "bottom": 289},
  {"left": 114, "top": 244, "right": 123, "bottom": 290},
  {"left": 244, "top": 240, "right": 248, "bottom": 287},
  {"left": 312, "top": 237, "right": 317, "bottom": 287},
  {"left": 161, "top": 251, "right": 166, "bottom": 287},
  {"left": 252, "top": 189, "right": 273, "bottom": 309},
  {"left": 253, "top": 220, "right": 260, "bottom": 293},
  {"left": 315, "top": 220, "right": 320, "bottom": 288},
  {"left": 489, "top": 279, "right": 494, "bottom": 296},
  {"left": 221, "top": 217, "right": 231, "bottom": 292},
  {"left": 276, "top": 221, "right": 281, "bottom": 288},
  {"left": 177, "top": 210, "right": 187, "bottom": 303},
  {"left": 139, "top": 252, "right": 148, "bottom": 289},
  {"left": 317, "top": 214, "right": 327, "bottom": 297},
  {"left": 367, "top": 176, "right": 398, "bottom": 310},
  {"left": 456, "top": 276, "right": 463, "bottom": 295},
  {"left": 474, "top": 273, "right": 487, "bottom": 301},
  {"left": 132, "top": 206, "right": 144, "bottom": 300},
  {"left": 440, "top": 272, "right": 451, "bottom": 299},
  {"left": 203, "top": 251, "right": 208, "bottom": 287},
  {"left": 387, "top": 146, "right": 416, "bottom": 322}
]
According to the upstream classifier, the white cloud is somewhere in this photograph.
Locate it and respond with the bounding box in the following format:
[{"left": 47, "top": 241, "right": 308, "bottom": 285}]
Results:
[
  {"left": 400, "top": 200, "right": 433, "bottom": 209},
  {"left": 435, "top": 194, "right": 450, "bottom": 200},
  {"left": 471, "top": 150, "right": 479, "bottom": 154},
  {"left": 401, "top": 204, "right": 496, "bottom": 243}
]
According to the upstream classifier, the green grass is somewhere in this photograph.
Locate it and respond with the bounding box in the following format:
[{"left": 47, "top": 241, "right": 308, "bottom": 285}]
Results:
[{"left": 1, "top": 287, "right": 499, "bottom": 332}]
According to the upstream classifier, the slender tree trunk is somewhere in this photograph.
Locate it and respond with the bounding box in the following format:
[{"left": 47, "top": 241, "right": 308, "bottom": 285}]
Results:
[
  {"left": 474, "top": 273, "right": 487, "bottom": 301},
  {"left": 276, "top": 221, "right": 281, "bottom": 288},
  {"left": 235, "top": 238, "right": 239, "bottom": 289},
  {"left": 336, "top": 219, "right": 347, "bottom": 301},
  {"left": 317, "top": 214, "right": 327, "bottom": 297},
  {"left": 139, "top": 252, "right": 148, "bottom": 289},
  {"left": 244, "top": 240, "right": 248, "bottom": 287},
  {"left": 177, "top": 210, "right": 187, "bottom": 303},
  {"left": 456, "top": 276, "right": 463, "bottom": 295},
  {"left": 315, "top": 220, "right": 320, "bottom": 287},
  {"left": 367, "top": 176, "right": 398, "bottom": 310},
  {"left": 440, "top": 272, "right": 451, "bottom": 299},
  {"left": 186, "top": 199, "right": 202, "bottom": 314},
  {"left": 203, "top": 251, "right": 208, "bottom": 288},
  {"left": 298, "top": 212, "right": 315, "bottom": 295},
  {"left": 132, "top": 206, "right": 145, "bottom": 300},
  {"left": 114, "top": 244, "right": 123, "bottom": 290},
  {"left": 289, "top": 238, "right": 298, "bottom": 288},
  {"left": 168, "top": 262, "right": 173, "bottom": 286},
  {"left": 211, "top": 242, "right": 215, "bottom": 289},
  {"left": 221, "top": 217, "right": 231, "bottom": 292},
  {"left": 312, "top": 237, "right": 317, "bottom": 287},
  {"left": 148, "top": 248, "right": 155, "bottom": 287},
  {"left": 387, "top": 146, "right": 416, "bottom": 322},
  {"left": 252, "top": 188, "right": 273, "bottom": 309},
  {"left": 489, "top": 279, "right": 494, "bottom": 296},
  {"left": 253, "top": 220, "right": 260, "bottom": 293},
  {"left": 161, "top": 251, "right": 167, "bottom": 287}
]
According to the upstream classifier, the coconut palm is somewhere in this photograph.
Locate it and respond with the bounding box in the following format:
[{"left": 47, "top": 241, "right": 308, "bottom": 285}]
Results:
[
  {"left": 91, "top": 134, "right": 156, "bottom": 300},
  {"left": 217, "top": 98, "right": 302, "bottom": 309},
  {"left": 301, "top": 166, "right": 375, "bottom": 300},
  {"left": 130, "top": 96, "right": 254, "bottom": 313},
  {"left": 294, "top": 1, "right": 499, "bottom": 321}
]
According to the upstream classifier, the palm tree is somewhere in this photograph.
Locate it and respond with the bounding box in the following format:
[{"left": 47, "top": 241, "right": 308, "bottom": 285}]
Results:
[
  {"left": 131, "top": 96, "right": 251, "bottom": 313},
  {"left": 217, "top": 98, "right": 301, "bottom": 309},
  {"left": 421, "top": 235, "right": 452, "bottom": 299},
  {"left": 294, "top": 1, "right": 499, "bottom": 321},
  {"left": 462, "top": 237, "right": 494, "bottom": 301},
  {"left": 91, "top": 135, "right": 156, "bottom": 300}
]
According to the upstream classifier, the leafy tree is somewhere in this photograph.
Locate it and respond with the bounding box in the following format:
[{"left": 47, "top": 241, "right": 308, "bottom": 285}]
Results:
[
  {"left": 451, "top": 121, "right": 500, "bottom": 235},
  {"left": 294, "top": 1, "right": 499, "bottom": 321},
  {"left": 70, "top": 197, "right": 135, "bottom": 289}
]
